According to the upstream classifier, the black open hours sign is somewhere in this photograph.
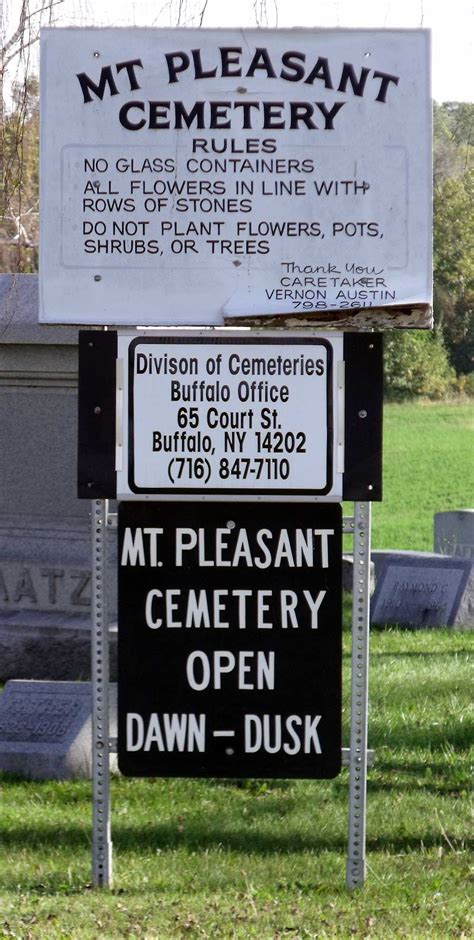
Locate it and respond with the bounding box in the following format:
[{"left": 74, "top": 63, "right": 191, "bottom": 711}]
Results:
[{"left": 118, "top": 501, "right": 342, "bottom": 779}]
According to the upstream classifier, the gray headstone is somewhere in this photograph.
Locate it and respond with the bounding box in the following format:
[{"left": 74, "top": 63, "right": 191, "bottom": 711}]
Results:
[
  {"left": 370, "top": 552, "right": 473, "bottom": 628},
  {"left": 342, "top": 554, "right": 375, "bottom": 594},
  {"left": 0, "top": 528, "right": 117, "bottom": 681},
  {"left": 434, "top": 510, "right": 474, "bottom": 560},
  {"left": 0, "top": 680, "right": 117, "bottom": 779},
  {"left": 0, "top": 276, "right": 118, "bottom": 680}
]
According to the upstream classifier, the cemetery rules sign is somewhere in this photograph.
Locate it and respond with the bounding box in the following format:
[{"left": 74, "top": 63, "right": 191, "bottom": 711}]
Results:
[
  {"left": 40, "top": 27, "right": 432, "bottom": 325},
  {"left": 118, "top": 501, "right": 342, "bottom": 778}
]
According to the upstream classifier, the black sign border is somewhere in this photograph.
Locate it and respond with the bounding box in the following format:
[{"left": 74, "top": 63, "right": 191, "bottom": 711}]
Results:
[
  {"left": 127, "top": 336, "right": 334, "bottom": 498},
  {"left": 78, "top": 329, "right": 117, "bottom": 499},
  {"left": 342, "top": 332, "right": 383, "bottom": 501}
]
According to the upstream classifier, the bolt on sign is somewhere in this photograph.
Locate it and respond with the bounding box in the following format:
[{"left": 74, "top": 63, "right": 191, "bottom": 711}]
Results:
[
  {"left": 40, "top": 28, "right": 432, "bottom": 327},
  {"left": 77, "top": 331, "right": 383, "bottom": 502},
  {"left": 118, "top": 501, "right": 342, "bottom": 778}
]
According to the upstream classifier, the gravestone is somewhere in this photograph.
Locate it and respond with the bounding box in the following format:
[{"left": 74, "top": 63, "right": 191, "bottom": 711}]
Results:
[
  {"left": 434, "top": 510, "right": 474, "bottom": 560},
  {"left": 0, "top": 680, "right": 117, "bottom": 779},
  {"left": 342, "top": 554, "right": 375, "bottom": 594},
  {"left": 370, "top": 551, "right": 474, "bottom": 628},
  {"left": 0, "top": 275, "right": 117, "bottom": 679}
]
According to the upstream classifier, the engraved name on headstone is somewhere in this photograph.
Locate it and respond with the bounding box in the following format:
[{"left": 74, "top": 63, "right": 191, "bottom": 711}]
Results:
[
  {"left": 0, "top": 681, "right": 117, "bottom": 779},
  {"left": 370, "top": 555, "right": 473, "bottom": 628},
  {"left": 0, "top": 563, "right": 91, "bottom": 612}
]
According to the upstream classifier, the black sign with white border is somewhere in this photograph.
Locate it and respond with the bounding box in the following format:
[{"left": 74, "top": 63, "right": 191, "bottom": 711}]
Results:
[
  {"left": 78, "top": 330, "right": 383, "bottom": 502},
  {"left": 118, "top": 501, "right": 342, "bottom": 779}
]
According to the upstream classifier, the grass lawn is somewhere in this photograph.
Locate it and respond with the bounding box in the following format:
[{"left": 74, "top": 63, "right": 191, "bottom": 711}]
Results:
[
  {"left": 371, "top": 401, "right": 473, "bottom": 551},
  {"left": 0, "top": 399, "right": 473, "bottom": 937},
  {"left": 0, "top": 627, "right": 472, "bottom": 938}
]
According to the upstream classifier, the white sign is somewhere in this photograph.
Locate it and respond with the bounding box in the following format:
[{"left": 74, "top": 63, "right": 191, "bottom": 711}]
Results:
[
  {"left": 117, "top": 334, "right": 344, "bottom": 500},
  {"left": 40, "top": 28, "right": 431, "bottom": 325}
]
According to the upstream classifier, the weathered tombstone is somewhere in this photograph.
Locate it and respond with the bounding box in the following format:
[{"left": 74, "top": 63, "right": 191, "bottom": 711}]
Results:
[
  {"left": 0, "top": 680, "right": 117, "bottom": 779},
  {"left": 342, "top": 554, "right": 375, "bottom": 594},
  {"left": 370, "top": 551, "right": 474, "bottom": 628},
  {"left": 434, "top": 510, "right": 474, "bottom": 560},
  {"left": 0, "top": 275, "right": 117, "bottom": 680}
]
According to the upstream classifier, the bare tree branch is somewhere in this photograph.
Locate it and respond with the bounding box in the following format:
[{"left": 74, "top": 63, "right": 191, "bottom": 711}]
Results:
[
  {"left": 198, "top": 0, "right": 209, "bottom": 28},
  {"left": 2, "top": 1, "right": 62, "bottom": 58},
  {"left": 2, "top": 1, "right": 63, "bottom": 71}
]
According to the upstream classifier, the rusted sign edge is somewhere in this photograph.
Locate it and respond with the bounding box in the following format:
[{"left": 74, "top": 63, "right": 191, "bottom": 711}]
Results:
[{"left": 224, "top": 303, "right": 432, "bottom": 331}]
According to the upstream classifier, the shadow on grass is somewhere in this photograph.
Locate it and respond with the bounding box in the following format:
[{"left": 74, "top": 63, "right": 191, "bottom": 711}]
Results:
[
  {"left": 0, "top": 815, "right": 470, "bottom": 866},
  {"left": 1, "top": 821, "right": 471, "bottom": 897},
  {"left": 364, "top": 648, "right": 473, "bottom": 658},
  {"left": 367, "top": 723, "right": 472, "bottom": 751},
  {"left": 365, "top": 776, "right": 470, "bottom": 797}
]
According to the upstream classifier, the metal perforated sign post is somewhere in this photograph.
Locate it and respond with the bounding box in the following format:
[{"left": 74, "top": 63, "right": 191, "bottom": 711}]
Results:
[
  {"left": 346, "top": 501, "right": 371, "bottom": 889},
  {"left": 84, "top": 330, "right": 381, "bottom": 890},
  {"left": 90, "top": 499, "right": 372, "bottom": 890},
  {"left": 91, "top": 498, "right": 112, "bottom": 887}
]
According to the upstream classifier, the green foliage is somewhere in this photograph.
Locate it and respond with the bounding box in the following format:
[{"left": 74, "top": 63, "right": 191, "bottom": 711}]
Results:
[
  {"left": 433, "top": 103, "right": 467, "bottom": 184},
  {"left": 432, "top": 168, "right": 474, "bottom": 375},
  {"left": 440, "top": 101, "right": 474, "bottom": 148},
  {"left": 0, "top": 78, "right": 39, "bottom": 273},
  {"left": 383, "top": 331, "right": 456, "bottom": 400},
  {"left": 433, "top": 104, "right": 474, "bottom": 378},
  {"left": 387, "top": 113, "right": 473, "bottom": 396},
  {"left": 433, "top": 171, "right": 474, "bottom": 292},
  {"left": 457, "top": 369, "right": 474, "bottom": 396},
  {"left": 433, "top": 102, "right": 472, "bottom": 184},
  {"left": 441, "top": 288, "right": 474, "bottom": 376}
]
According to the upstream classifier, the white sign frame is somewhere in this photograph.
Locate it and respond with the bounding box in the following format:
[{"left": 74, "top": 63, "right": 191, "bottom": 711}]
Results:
[
  {"left": 40, "top": 27, "right": 432, "bottom": 326},
  {"left": 116, "top": 331, "right": 344, "bottom": 501}
]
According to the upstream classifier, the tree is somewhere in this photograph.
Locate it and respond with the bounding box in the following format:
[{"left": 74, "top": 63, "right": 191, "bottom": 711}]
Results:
[
  {"left": 433, "top": 102, "right": 465, "bottom": 185},
  {"left": 384, "top": 331, "right": 456, "bottom": 401},
  {"left": 434, "top": 171, "right": 474, "bottom": 292},
  {"left": 432, "top": 103, "right": 474, "bottom": 376},
  {"left": 0, "top": 76, "right": 39, "bottom": 271},
  {"left": 1, "top": 1, "right": 61, "bottom": 271},
  {"left": 433, "top": 168, "right": 474, "bottom": 374},
  {"left": 441, "top": 101, "right": 474, "bottom": 149}
]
